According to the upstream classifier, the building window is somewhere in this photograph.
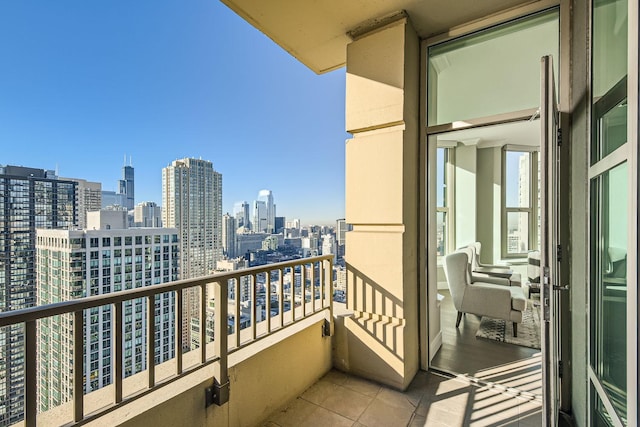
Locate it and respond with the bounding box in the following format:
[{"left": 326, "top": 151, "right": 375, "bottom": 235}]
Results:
[{"left": 502, "top": 148, "right": 539, "bottom": 257}]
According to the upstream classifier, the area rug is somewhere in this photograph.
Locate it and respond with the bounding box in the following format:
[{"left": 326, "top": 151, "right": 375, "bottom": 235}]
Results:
[{"left": 475, "top": 301, "right": 541, "bottom": 349}]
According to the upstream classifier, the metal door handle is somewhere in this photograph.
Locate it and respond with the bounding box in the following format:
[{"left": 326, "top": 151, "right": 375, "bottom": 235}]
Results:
[{"left": 553, "top": 285, "right": 569, "bottom": 291}]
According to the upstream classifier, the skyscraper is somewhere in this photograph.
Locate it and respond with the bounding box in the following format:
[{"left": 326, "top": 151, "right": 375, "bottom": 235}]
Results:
[
  {"left": 134, "top": 201, "right": 162, "bottom": 227},
  {"left": 162, "top": 158, "right": 222, "bottom": 350},
  {"left": 257, "top": 190, "right": 276, "bottom": 233},
  {"left": 0, "top": 165, "right": 77, "bottom": 426},
  {"left": 36, "top": 211, "right": 178, "bottom": 411},
  {"left": 222, "top": 213, "right": 236, "bottom": 259},
  {"left": 233, "top": 201, "right": 251, "bottom": 230},
  {"left": 252, "top": 200, "right": 267, "bottom": 233},
  {"left": 63, "top": 178, "right": 102, "bottom": 229},
  {"left": 118, "top": 160, "right": 135, "bottom": 210}
]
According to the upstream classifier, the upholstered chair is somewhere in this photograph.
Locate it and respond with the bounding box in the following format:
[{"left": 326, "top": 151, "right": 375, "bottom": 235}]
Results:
[{"left": 443, "top": 251, "right": 527, "bottom": 337}]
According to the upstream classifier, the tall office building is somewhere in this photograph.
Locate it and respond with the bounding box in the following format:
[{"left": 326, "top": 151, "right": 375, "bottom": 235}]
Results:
[
  {"left": 162, "top": 158, "right": 222, "bottom": 350},
  {"left": 222, "top": 214, "right": 236, "bottom": 259},
  {"left": 63, "top": 178, "right": 102, "bottom": 229},
  {"left": 118, "top": 159, "right": 135, "bottom": 210},
  {"left": 134, "top": 201, "right": 162, "bottom": 227},
  {"left": 257, "top": 190, "right": 276, "bottom": 233},
  {"left": 233, "top": 201, "right": 250, "bottom": 229},
  {"left": 252, "top": 200, "right": 267, "bottom": 233},
  {"left": 0, "top": 165, "right": 77, "bottom": 426},
  {"left": 36, "top": 210, "right": 178, "bottom": 411},
  {"left": 274, "top": 216, "right": 285, "bottom": 234},
  {"left": 336, "top": 219, "right": 351, "bottom": 258}
]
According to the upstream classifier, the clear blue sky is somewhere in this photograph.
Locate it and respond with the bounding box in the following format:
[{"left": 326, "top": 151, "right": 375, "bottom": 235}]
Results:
[{"left": 0, "top": 1, "right": 348, "bottom": 225}]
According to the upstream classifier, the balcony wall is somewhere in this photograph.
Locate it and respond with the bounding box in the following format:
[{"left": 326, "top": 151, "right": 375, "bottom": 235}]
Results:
[{"left": 34, "top": 314, "right": 331, "bottom": 427}]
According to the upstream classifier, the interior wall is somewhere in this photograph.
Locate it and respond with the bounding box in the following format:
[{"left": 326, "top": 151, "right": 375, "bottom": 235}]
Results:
[
  {"left": 454, "top": 145, "right": 477, "bottom": 248},
  {"left": 475, "top": 146, "right": 503, "bottom": 264}
]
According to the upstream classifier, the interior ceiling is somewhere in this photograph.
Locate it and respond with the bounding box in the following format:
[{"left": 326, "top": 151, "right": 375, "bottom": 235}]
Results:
[
  {"left": 436, "top": 119, "right": 541, "bottom": 149},
  {"left": 220, "top": 0, "right": 537, "bottom": 74}
]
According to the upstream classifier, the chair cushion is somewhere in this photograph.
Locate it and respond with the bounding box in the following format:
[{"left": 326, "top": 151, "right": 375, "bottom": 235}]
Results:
[{"left": 510, "top": 286, "right": 527, "bottom": 312}]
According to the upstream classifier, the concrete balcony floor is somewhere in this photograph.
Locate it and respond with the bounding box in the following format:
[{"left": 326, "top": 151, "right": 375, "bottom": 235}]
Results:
[{"left": 263, "top": 368, "right": 541, "bottom": 427}]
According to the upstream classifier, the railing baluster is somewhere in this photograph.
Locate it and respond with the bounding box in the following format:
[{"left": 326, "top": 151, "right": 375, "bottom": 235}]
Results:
[
  {"left": 213, "top": 280, "right": 229, "bottom": 404},
  {"left": 311, "top": 262, "right": 316, "bottom": 312},
  {"left": 25, "top": 320, "right": 36, "bottom": 427},
  {"left": 200, "top": 284, "right": 207, "bottom": 363},
  {"left": 251, "top": 274, "right": 257, "bottom": 340},
  {"left": 176, "top": 290, "right": 183, "bottom": 375},
  {"left": 147, "top": 296, "right": 155, "bottom": 389},
  {"left": 278, "top": 268, "right": 284, "bottom": 328},
  {"left": 73, "top": 310, "right": 84, "bottom": 422},
  {"left": 301, "top": 263, "right": 306, "bottom": 318},
  {"left": 114, "top": 301, "right": 123, "bottom": 403},
  {"left": 266, "top": 271, "right": 271, "bottom": 333},
  {"left": 235, "top": 278, "right": 241, "bottom": 348}
]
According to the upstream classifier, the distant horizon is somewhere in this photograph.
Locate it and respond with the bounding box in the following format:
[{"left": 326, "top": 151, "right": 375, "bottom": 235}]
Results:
[{"left": 0, "top": 1, "right": 347, "bottom": 225}]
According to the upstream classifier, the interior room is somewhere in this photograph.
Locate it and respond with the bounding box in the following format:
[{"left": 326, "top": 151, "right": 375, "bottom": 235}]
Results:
[{"left": 427, "top": 119, "right": 543, "bottom": 398}]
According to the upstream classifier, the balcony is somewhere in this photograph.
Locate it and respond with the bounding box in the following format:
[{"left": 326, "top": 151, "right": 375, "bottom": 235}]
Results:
[{"left": 0, "top": 252, "right": 542, "bottom": 426}]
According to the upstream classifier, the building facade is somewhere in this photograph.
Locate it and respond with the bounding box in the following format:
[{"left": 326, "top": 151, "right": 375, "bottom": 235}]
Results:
[
  {"left": 222, "top": 213, "right": 236, "bottom": 258},
  {"left": 0, "top": 165, "right": 76, "bottom": 426},
  {"left": 257, "top": 189, "right": 275, "bottom": 233},
  {"left": 63, "top": 178, "right": 102, "bottom": 230},
  {"left": 162, "top": 158, "right": 222, "bottom": 350},
  {"left": 134, "top": 201, "right": 162, "bottom": 228},
  {"left": 35, "top": 212, "right": 178, "bottom": 412},
  {"left": 118, "top": 163, "right": 135, "bottom": 211}
]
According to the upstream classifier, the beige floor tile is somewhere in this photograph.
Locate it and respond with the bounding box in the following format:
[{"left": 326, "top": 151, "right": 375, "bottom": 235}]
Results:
[
  {"left": 303, "top": 406, "right": 355, "bottom": 427},
  {"left": 408, "top": 414, "right": 452, "bottom": 427},
  {"left": 418, "top": 405, "right": 466, "bottom": 426},
  {"left": 323, "top": 369, "right": 349, "bottom": 386},
  {"left": 342, "top": 376, "right": 381, "bottom": 397},
  {"left": 375, "top": 387, "right": 419, "bottom": 410},
  {"left": 320, "top": 386, "right": 373, "bottom": 420},
  {"left": 302, "top": 378, "right": 341, "bottom": 405},
  {"left": 357, "top": 397, "right": 414, "bottom": 427},
  {"left": 268, "top": 397, "right": 318, "bottom": 427},
  {"left": 518, "top": 400, "right": 542, "bottom": 426}
]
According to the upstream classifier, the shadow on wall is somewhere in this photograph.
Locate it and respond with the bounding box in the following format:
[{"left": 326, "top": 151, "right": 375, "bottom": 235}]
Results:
[{"left": 332, "top": 263, "right": 407, "bottom": 389}]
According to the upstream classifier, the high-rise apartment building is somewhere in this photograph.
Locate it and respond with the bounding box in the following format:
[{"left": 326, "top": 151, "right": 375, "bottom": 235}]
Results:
[
  {"left": 0, "top": 165, "right": 77, "bottom": 426},
  {"left": 134, "top": 201, "right": 162, "bottom": 227},
  {"left": 101, "top": 190, "right": 127, "bottom": 209},
  {"left": 36, "top": 210, "right": 178, "bottom": 411},
  {"left": 336, "top": 219, "right": 351, "bottom": 258},
  {"left": 222, "top": 214, "right": 236, "bottom": 259},
  {"left": 274, "top": 216, "right": 285, "bottom": 234},
  {"left": 63, "top": 178, "right": 102, "bottom": 229},
  {"left": 118, "top": 161, "right": 135, "bottom": 210},
  {"left": 162, "top": 158, "right": 222, "bottom": 350},
  {"left": 257, "top": 190, "right": 275, "bottom": 233}
]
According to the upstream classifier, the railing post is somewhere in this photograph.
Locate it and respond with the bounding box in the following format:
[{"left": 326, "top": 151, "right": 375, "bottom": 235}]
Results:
[
  {"left": 176, "top": 290, "right": 183, "bottom": 375},
  {"left": 147, "top": 296, "right": 155, "bottom": 389},
  {"left": 25, "top": 320, "right": 36, "bottom": 427},
  {"left": 213, "top": 280, "right": 229, "bottom": 405},
  {"left": 114, "top": 302, "right": 123, "bottom": 403},
  {"left": 200, "top": 284, "right": 207, "bottom": 363},
  {"left": 73, "top": 310, "right": 84, "bottom": 422}
]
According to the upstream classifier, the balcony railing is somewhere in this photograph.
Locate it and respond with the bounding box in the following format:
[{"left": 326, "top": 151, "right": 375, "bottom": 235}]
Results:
[{"left": 0, "top": 255, "right": 333, "bottom": 427}]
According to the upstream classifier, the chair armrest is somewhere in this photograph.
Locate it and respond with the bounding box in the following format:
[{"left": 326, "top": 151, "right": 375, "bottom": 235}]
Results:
[{"left": 471, "top": 274, "right": 510, "bottom": 287}]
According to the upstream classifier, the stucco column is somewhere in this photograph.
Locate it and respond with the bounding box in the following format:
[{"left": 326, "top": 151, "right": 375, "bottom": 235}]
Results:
[{"left": 341, "top": 17, "right": 420, "bottom": 390}]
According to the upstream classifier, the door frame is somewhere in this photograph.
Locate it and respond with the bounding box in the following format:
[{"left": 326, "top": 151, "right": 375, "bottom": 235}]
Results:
[{"left": 418, "top": 0, "right": 573, "bottom": 416}]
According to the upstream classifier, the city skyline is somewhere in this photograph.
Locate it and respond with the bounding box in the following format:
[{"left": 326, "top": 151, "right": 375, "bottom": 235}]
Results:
[{"left": 0, "top": 1, "right": 347, "bottom": 225}]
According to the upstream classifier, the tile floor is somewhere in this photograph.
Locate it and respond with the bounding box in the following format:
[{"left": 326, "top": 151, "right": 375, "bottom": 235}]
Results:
[{"left": 263, "top": 368, "right": 541, "bottom": 427}]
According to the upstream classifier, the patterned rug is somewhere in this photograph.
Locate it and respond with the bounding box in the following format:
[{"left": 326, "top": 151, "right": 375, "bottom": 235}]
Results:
[{"left": 475, "top": 301, "right": 541, "bottom": 349}]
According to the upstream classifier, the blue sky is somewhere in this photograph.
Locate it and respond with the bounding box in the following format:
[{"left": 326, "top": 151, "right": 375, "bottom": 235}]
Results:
[{"left": 0, "top": 1, "right": 348, "bottom": 225}]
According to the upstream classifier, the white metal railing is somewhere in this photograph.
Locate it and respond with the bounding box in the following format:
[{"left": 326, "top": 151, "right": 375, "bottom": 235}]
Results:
[{"left": 0, "top": 255, "right": 333, "bottom": 426}]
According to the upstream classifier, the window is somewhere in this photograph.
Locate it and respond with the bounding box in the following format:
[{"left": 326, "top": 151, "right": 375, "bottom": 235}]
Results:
[
  {"left": 436, "top": 147, "right": 455, "bottom": 256},
  {"left": 502, "top": 148, "right": 539, "bottom": 257}
]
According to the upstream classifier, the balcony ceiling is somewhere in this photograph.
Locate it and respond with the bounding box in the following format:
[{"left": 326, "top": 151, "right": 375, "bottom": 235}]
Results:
[{"left": 220, "top": 0, "right": 535, "bottom": 74}]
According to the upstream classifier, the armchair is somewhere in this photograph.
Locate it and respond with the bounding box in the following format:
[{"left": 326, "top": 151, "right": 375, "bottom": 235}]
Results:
[{"left": 443, "top": 251, "right": 527, "bottom": 336}]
